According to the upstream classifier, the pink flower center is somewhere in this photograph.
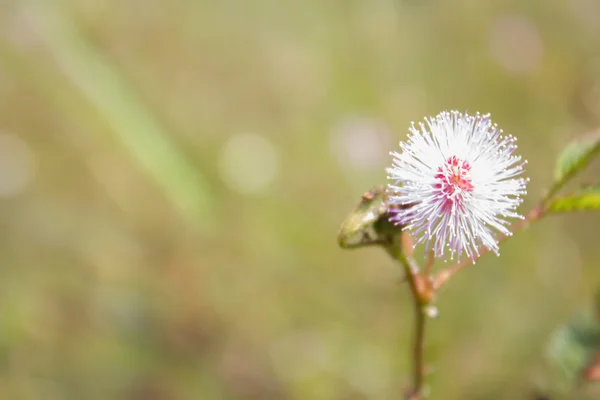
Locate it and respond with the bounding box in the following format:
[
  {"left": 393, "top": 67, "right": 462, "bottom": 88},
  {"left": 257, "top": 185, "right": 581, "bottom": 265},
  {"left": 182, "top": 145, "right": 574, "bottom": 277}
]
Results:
[{"left": 434, "top": 155, "right": 473, "bottom": 211}]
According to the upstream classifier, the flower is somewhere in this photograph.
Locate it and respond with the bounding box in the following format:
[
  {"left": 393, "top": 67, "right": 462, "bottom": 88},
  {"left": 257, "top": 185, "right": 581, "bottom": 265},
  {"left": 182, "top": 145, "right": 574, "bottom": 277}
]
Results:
[{"left": 387, "top": 111, "right": 528, "bottom": 261}]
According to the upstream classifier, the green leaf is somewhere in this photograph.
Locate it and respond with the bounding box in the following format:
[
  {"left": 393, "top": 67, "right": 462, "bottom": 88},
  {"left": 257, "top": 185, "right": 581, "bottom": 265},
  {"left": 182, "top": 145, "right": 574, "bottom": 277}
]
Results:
[
  {"left": 537, "top": 294, "right": 600, "bottom": 399},
  {"left": 547, "top": 186, "right": 600, "bottom": 213},
  {"left": 554, "top": 135, "right": 600, "bottom": 185}
]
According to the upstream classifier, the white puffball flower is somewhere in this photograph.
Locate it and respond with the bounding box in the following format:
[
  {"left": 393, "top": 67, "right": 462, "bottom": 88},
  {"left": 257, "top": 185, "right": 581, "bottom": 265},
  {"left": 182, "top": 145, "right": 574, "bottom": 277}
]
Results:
[{"left": 387, "top": 111, "right": 528, "bottom": 261}]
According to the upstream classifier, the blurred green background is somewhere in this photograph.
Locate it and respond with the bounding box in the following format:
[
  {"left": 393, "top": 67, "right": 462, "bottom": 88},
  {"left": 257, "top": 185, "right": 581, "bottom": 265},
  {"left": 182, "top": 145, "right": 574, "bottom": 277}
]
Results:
[{"left": 1, "top": 0, "right": 600, "bottom": 399}]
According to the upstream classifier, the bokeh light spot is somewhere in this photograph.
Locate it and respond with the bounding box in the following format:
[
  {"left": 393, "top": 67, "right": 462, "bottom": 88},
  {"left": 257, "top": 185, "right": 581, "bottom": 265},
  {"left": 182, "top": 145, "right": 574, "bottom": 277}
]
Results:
[
  {"left": 489, "top": 14, "right": 543, "bottom": 74},
  {"left": 344, "top": 344, "right": 389, "bottom": 396},
  {"left": 218, "top": 133, "right": 279, "bottom": 195},
  {"left": 330, "top": 117, "right": 392, "bottom": 170},
  {"left": 570, "top": 0, "right": 600, "bottom": 35},
  {"left": 269, "top": 331, "right": 332, "bottom": 382},
  {"left": 0, "top": 132, "right": 35, "bottom": 197}
]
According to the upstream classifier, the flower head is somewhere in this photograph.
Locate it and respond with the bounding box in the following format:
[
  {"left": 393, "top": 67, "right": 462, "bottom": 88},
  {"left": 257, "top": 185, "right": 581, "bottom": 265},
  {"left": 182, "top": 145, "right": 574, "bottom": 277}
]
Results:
[{"left": 387, "top": 111, "right": 528, "bottom": 261}]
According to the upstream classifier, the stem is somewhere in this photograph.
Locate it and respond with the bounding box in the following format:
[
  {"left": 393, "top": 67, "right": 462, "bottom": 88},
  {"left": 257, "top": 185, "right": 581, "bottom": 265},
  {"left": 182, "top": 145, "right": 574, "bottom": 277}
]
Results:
[
  {"left": 392, "top": 248, "right": 428, "bottom": 399},
  {"left": 424, "top": 250, "right": 435, "bottom": 277},
  {"left": 433, "top": 202, "right": 545, "bottom": 290},
  {"left": 410, "top": 301, "right": 426, "bottom": 399}
]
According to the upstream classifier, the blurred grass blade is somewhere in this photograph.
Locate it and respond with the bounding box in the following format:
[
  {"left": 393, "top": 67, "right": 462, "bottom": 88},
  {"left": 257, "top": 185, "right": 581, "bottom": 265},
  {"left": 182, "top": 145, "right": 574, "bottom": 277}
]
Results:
[
  {"left": 21, "top": 0, "right": 214, "bottom": 230},
  {"left": 547, "top": 186, "right": 600, "bottom": 213},
  {"left": 546, "top": 135, "right": 600, "bottom": 202}
]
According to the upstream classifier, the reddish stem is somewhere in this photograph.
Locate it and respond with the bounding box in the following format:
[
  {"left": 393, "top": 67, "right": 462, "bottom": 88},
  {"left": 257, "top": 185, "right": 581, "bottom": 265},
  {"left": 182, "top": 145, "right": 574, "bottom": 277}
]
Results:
[{"left": 432, "top": 203, "right": 545, "bottom": 290}]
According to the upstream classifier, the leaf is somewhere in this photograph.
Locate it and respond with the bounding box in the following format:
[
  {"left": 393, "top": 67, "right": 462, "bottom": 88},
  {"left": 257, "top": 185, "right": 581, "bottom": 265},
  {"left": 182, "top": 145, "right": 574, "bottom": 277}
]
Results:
[
  {"left": 554, "top": 135, "right": 600, "bottom": 185},
  {"left": 547, "top": 186, "right": 600, "bottom": 213},
  {"left": 537, "top": 292, "right": 600, "bottom": 399},
  {"left": 540, "top": 308, "right": 600, "bottom": 398}
]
